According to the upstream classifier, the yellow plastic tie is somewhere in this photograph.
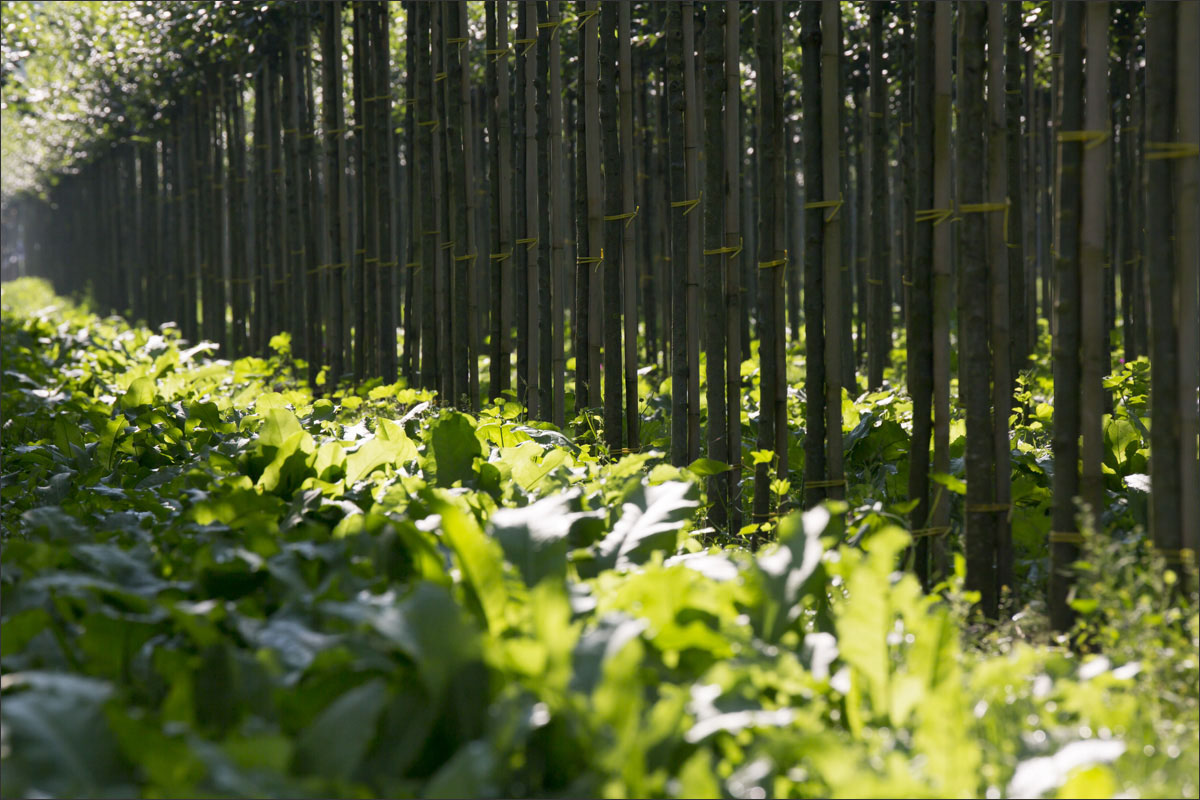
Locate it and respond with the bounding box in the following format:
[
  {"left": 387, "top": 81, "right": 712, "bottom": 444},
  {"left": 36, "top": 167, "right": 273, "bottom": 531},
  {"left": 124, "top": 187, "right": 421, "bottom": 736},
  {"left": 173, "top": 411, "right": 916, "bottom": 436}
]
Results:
[
  {"left": 603, "top": 205, "right": 640, "bottom": 227},
  {"left": 574, "top": 8, "right": 599, "bottom": 27},
  {"left": 966, "top": 502, "right": 1010, "bottom": 513},
  {"left": 538, "top": 20, "right": 562, "bottom": 38},
  {"left": 1146, "top": 141, "right": 1200, "bottom": 160},
  {"left": 515, "top": 37, "right": 537, "bottom": 56},
  {"left": 958, "top": 200, "right": 1010, "bottom": 240},
  {"left": 1057, "top": 129, "right": 1109, "bottom": 150},
  {"left": 490, "top": 251, "right": 513, "bottom": 261},
  {"left": 435, "top": 72, "right": 448, "bottom": 82},
  {"left": 441, "top": 240, "right": 457, "bottom": 250},
  {"left": 910, "top": 526, "right": 951, "bottom": 538},
  {"left": 804, "top": 194, "right": 843, "bottom": 222},
  {"left": 1049, "top": 530, "right": 1085, "bottom": 545},
  {"left": 485, "top": 47, "right": 511, "bottom": 62},
  {"left": 577, "top": 248, "right": 604, "bottom": 265},
  {"left": 758, "top": 250, "right": 788, "bottom": 269},
  {"left": 516, "top": 236, "right": 539, "bottom": 249},
  {"left": 805, "top": 478, "right": 846, "bottom": 488},
  {"left": 865, "top": 277, "right": 884, "bottom": 286},
  {"left": 915, "top": 207, "right": 953, "bottom": 226},
  {"left": 671, "top": 191, "right": 702, "bottom": 215},
  {"left": 454, "top": 252, "right": 477, "bottom": 261},
  {"left": 418, "top": 119, "right": 441, "bottom": 131},
  {"left": 446, "top": 37, "right": 469, "bottom": 48}
]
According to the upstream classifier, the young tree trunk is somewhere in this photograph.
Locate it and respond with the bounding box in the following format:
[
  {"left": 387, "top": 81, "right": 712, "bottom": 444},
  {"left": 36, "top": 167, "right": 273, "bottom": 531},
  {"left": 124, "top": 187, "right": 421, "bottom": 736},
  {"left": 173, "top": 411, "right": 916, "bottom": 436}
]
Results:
[
  {"left": 300, "top": 13, "right": 323, "bottom": 389},
  {"left": 801, "top": 1, "right": 827, "bottom": 511},
  {"left": 619, "top": 0, "right": 639, "bottom": 444},
  {"left": 583, "top": 0, "right": 604, "bottom": 412},
  {"left": 322, "top": 1, "right": 347, "bottom": 388},
  {"left": 724, "top": 0, "right": 743, "bottom": 530},
  {"left": 930, "top": 2, "right": 953, "bottom": 580},
  {"left": 987, "top": 0, "right": 1014, "bottom": 598},
  {"left": 432, "top": 3, "right": 451, "bottom": 401},
  {"left": 1006, "top": 1, "right": 1028, "bottom": 382},
  {"left": 600, "top": 1, "right": 622, "bottom": 447},
  {"left": 668, "top": 1, "right": 687, "bottom": 464},
  {"left": 866, "top": 3, "right": 890, "bottom": 391},
  {"left": 1050, "top": 0, "right": 1084, "bottom": 633},
  {"left": 821, "top": 0, "right": 845, "bottom": 503},
  {"left": 376, "top": 3, "right": 398, "bottom": 385},
  {"left": 683, "top": 1, "right": 702, "bottom": 464},
  {"left": 1079, "top": 2, "right": 1110, "bottom": 518},
  {"left": 1177, "top": 0, "right": 1200, "bottom": 560},
  {"left": 536, "top": 2, "right": 552, "bottom": 418},
  {"left": 1145, "top": 1, "right": 1182, "bottom": 561},
  {"left": 909, "top": 1, "right": 935, "bottom": 587},
  {"left": 573, "top": 0, "right": 591, "bottom": 409},
  {"left": 754, "top": 1, "right": 784, "bottom": 523},
  {"left": 704, "top": 1, "right": 728, "bottom": 527},
  {"left": 958, "top": 0, "right": 999, "bottom": 619},
  {"left": 550, "top": 0, "right": 568, "bottom": 426}
]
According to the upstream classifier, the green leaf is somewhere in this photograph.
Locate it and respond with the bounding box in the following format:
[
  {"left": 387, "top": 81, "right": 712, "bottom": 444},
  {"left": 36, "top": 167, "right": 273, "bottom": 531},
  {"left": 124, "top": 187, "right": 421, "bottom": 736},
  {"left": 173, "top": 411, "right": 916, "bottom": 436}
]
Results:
[
  {"left": 258, "top": 407, "right": 303, "bottom": 449},
  {"left": 256, "top": 429, "right": 315, "bottom": 495},
  {"left": 593, "top": 481, "right": 699, "bottom": 572},
  {"left": 930, "top": 472, "right": 967, "bottom": 496},
  {"left": 438, "top": 501, "right": 510, "bottom": 632},
  {"left": 366, "top": 582, "right": 480, "bottom": 694},
  {"left": 0, "top": 673, "right": 124, "bottom": 799},
  {"left": 121, "top": 376, "right": 155, "bottom": 409},
  {"left": 343, "top": 425, "right": 417, "bottom": 485},
  {"left": 293, "top": 678, "right": 389, "bottom": 782},
  {"left": 686, "top": 457, "right": 731, "bottom": 476},
  {"left": 754, "top": 506, "right": 831, "bottom": 642},
  {"left": 489, "top": 490, "right": 599, "bottom": 586},
  {"left": 750, "top": 449, "right": 775, "bottom": 465},
  {"left": 430, "top": 411, "right": 482, "bottom": 487}
]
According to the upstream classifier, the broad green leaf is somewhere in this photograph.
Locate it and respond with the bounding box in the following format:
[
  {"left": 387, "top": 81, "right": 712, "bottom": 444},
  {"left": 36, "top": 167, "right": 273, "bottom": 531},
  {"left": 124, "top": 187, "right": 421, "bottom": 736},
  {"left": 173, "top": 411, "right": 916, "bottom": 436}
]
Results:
[
  {"left": 438, "top": 501, "right": 509, "bottom": 632},
  {"left": 489, "top": 491, "right": 580, "bottom": 586},
  {"left": 256, "top": 429, "right": 315, "bottom": 495},
  {"left": 0, "top": 673, "right": 124, "bottom": 799},
  {"left": 258, "top": 407, "right": 303, "bottom": 449},
  {"left": 293, "top": 678, "right": 389, "bottom": 782},
  {"left": 754, "top": 505, "right": 831, "bottom": 641},
  {"left": 343, "top": 427, "right": 416, "bottom": 485},
  {"left": 367, "top": 582, "right": 480, "bottom": 694},
  {"left": 430, "top": 411, "right": 482, "bottom": 487},
  {"left": 593, "top": 481, "right": 699, "bottom": 572},
  {"left": 121, "top": 376, "right": 155, "bottom": 409},
  {"left": 931, "top": 471, "right": 967, "bottom": 496}
]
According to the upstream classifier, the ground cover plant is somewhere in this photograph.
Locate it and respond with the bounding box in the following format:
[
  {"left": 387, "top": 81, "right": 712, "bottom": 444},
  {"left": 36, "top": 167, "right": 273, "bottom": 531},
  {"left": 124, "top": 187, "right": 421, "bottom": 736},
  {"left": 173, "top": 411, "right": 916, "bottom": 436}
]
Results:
[{"left": 2, "top": 278, "right": 1196, "bottom": 799}]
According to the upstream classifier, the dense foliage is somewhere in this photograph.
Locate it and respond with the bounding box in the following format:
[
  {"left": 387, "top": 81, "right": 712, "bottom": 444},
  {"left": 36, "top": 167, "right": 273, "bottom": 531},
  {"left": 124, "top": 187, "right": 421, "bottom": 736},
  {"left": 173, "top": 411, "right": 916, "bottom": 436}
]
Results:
[{"left": 2, "top": 278, "right": 1195, "bottom": 799}]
